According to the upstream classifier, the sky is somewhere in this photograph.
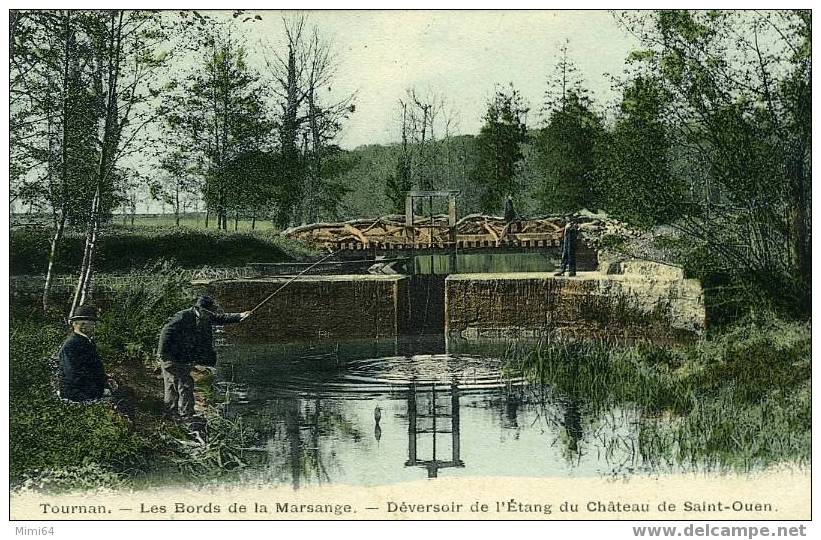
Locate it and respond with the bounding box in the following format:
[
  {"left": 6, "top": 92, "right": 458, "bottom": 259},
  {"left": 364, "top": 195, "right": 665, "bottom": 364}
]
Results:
[
  {"left": 8, "top": 9, "right": 645, "bottom": 214},
  {"left": 236, "top": 10, "right": 642, "bottom": 149}
]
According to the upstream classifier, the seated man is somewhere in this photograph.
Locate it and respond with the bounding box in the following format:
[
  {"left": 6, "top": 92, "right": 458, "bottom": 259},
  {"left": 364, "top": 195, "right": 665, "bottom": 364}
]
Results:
[{"left": 58, "top": 305, "right": 117, "bottom": 402}]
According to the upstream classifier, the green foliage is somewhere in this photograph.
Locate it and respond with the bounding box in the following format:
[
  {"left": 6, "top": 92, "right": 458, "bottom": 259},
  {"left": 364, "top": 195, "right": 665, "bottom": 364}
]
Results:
[
  {"left": 163, "top": 27, "right": 273, "bottom": 230},
  {"left": 312, "top": 145, "right": 358, "bottom": 221},
  {"left": 505, "top": 312, "right": 811, "bottom": 470},
  {"left": 17, "top": 463, "right": 126, "bottom": 493},
  {"left": 535, "top": 91, "right": 605, "bottom": 213},
  {"left": 10, "top": 225, "right": 302, "bottom": 274},
  {"left": 616, "top": 9, "right": 811, "bottom": 315},
  {"left": 385, "top": 155, "right": 413, "bottom": 213},
  {"left": 598, "top": 77, "right": 684, "bottom": 226},
  {"left": 9, "top": 316, "right": 142, "bottom": 484},
  {"left": 94, "top": 262, "right": 194, "bottom": 362},
  {"left": 470, "top": 85, "right": 530, "bottom": 213}
]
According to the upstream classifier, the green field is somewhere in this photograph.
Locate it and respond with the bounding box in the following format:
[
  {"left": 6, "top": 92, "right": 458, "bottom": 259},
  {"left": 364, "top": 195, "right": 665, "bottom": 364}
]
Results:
[
  {"left": 118, "top": 213, "right": 278, "bottom": 231},
  {"left": 10, "top": 224, "right": 313, "bottom": 275}
]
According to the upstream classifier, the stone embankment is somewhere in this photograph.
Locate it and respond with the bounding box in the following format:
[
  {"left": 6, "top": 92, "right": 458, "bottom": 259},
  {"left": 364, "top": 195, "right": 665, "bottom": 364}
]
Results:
[{"left": 445, "top": 259, "right": 705, "bottom": 344}]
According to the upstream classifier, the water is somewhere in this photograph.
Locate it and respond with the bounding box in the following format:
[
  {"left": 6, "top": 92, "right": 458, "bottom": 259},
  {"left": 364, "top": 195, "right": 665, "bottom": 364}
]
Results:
[
  {"left": 215, "top": 336, "right": 671, "bottom": 488},
  {"left": 412, "top": 252, "right": 555, "bottom": 275}
]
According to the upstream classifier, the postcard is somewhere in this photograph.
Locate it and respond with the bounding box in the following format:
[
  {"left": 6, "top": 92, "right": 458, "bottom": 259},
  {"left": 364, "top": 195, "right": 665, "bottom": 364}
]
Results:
[{"left": 7, "top": 7, "right": 811, "bottom": 528}]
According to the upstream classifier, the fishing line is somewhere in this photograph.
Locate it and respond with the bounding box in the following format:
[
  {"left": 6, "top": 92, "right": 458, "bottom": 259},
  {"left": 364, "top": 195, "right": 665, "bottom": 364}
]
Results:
[{"left": 247, "top": 247, "right": 342, "bottom": 316}]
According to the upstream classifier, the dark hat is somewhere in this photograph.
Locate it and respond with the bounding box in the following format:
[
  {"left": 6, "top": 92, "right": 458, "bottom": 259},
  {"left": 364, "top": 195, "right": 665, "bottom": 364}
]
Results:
[
  {"left": 195, "top": 295, "right": 217, "bottom": 310},
  {"left": 69, "top": 305, "right": 98, "bottom": 322}
]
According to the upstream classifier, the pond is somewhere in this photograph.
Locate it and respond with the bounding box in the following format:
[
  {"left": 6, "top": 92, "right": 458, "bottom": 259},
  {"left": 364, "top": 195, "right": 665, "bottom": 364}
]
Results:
[
  {"left": 412, "top": 252, "right": 556, "bottom": 275},
  {"left": 215, "top": 335, "right": 686, "bottom": 489}
]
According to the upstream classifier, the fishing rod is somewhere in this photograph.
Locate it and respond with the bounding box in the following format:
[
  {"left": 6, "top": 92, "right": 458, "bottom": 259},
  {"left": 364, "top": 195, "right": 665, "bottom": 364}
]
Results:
[{"left": 247, "top": 247, "right": 342, "bottom": 316}]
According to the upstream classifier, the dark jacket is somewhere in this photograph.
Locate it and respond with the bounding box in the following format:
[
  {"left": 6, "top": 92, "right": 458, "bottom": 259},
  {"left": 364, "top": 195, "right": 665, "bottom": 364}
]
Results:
[
  {"left": 58, "top": 332, "right": 107, "bottom": 402},
  {"left": 157, "top": 307, "right": 243, "bottom": 366},
  {"left": 504, "top": 198, "right": 517, "bottom": 222},
  {"left": 561, "top": 224, "right": 579, "bottom": 253}
]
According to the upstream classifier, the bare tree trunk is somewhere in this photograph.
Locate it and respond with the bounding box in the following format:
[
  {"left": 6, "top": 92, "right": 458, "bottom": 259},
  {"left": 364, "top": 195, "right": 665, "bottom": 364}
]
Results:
[
  {"left": 205, "top": 208, "right": 210, "bottom": 228},
  {"left": 175, "top": 182, "right": 180, "bottom": 226},
  {"left": 70, "top": 186, "right": 101, "bottom": 317},
  {"left": 251, "top": 210, "right": 256, "bottom": 230},
  {"left": 43, "top": 209, "right": 67, "bottom": 312},
  {"left": 234, "top": 210, "right": 239, "bottom": 231}
]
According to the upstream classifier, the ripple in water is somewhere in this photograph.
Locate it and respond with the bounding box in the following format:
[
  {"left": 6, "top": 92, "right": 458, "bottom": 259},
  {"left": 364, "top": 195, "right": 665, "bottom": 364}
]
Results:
[{"left": 219, "top": 353, "right": 526, "bottom": 400}]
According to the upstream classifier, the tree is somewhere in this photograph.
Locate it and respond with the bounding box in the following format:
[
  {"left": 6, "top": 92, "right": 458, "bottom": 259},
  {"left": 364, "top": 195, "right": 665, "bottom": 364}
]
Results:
[
  {"left": 385, "top": 100, "right": 413, "bottom": 212},
  {"left": 615, "top": 10, "right": 811, "bottom": 313},
  {"left": 536, "top": 93, "right": 605, "bottom": 213},
  {"left": 598, "top": 76, "right": 682, "bottom": 226},
  {"left": 11, "top": 11, "right": 100, "bottom": 311},
  {"left": 10, "top": 10, "right": 167, "bottom": 313},
  {"left": 164, "top": 24, "right": 272, "bottom": 230},
  {"left": 222, "top": 150, "right": 281, "bottom": 229},
  {"left": 69, "top": 10, "right": 171, "bottom": 316},
  {"left": 535, "top": 43, "right": 605, "bottom": 213},
  {"left": 470, "top": 84, "right": 529, "bottom": 214},
  {"left": 153, "top": 149, "right": 200, "bottom": 227},
  {"left": 266, "top": 15, "right": 355, "bottom": 226}
]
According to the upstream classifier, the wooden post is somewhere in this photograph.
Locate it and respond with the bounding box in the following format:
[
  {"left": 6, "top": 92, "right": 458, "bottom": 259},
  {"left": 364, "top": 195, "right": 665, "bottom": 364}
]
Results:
[
  {"left": 448, "top": 194, "right": 457, "bottom": 272},
  {"left": 406, "top": 381, "right": 417, "bottom": 466}
]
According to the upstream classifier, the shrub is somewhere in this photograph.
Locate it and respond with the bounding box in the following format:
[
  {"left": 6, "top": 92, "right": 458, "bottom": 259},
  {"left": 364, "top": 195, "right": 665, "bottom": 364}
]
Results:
[
  {"left": 10, "top": 225, "right": 310, "bottom": 275},
  {"left": 9, "top": 318, "right": 143, "bottom": 484},
  {"left": 94, "top": 261, "right": 194, "bottom": 363}
]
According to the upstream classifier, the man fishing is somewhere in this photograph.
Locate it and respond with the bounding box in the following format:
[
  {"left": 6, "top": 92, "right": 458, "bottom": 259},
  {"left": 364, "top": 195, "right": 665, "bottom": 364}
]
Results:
[
  {"left": 156, "top": 249, "right": 341, "bottom": 419},
  {"left": 157, "top": 296, "right": 250, "bottom": 419}
]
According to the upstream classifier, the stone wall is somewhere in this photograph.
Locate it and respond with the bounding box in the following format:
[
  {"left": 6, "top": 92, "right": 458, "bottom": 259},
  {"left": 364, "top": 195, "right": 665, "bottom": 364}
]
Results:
[
  {"left": 199, "top": 275, "right": 409, "bottom": 344},
  {"left": 445, "top": 263, "right": 705, "bottom": 342}
]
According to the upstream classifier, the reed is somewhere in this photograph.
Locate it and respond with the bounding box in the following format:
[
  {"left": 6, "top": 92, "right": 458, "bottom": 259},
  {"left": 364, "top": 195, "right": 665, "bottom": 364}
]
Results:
[{"left": 504, "top": 312, "right": 811, "bottom": 471}]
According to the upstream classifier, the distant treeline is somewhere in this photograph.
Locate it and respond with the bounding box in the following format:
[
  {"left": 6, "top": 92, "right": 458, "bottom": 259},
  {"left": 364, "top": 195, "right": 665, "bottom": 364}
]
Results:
[{"left": 10, "top": 10, "right": 810, "bottom": 318}]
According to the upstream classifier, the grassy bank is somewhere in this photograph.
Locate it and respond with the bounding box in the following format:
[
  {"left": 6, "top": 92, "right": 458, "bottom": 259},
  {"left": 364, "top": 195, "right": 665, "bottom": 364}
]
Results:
[
  {"left": 9, "top": 266, "right": 255, "bottom": 491},
  {"left": 10, "top": 224, "right": 312, "bottom": 275},
  {"left": 504, "top": 314, "right": 811, "bottom": 471}
]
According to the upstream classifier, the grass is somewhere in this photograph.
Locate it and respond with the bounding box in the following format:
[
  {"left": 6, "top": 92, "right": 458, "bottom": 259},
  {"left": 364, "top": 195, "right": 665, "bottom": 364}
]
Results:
[
  {"left": 504, "top": 312, "right": 811, "bottom": 472},
  {"left": 10, "top": 223, "right": 313, "bottom": 275},
  {"left": 9, "top": 264, "right": 260, "bottom": 491}
]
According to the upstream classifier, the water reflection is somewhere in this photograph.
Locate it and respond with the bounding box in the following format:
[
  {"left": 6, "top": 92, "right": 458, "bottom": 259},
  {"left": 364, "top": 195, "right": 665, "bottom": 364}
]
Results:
[
  {"left": 405, "top": 380, "right": 464, "bottom": 478},
  {"left": 216, "top": 337, "right": 684, "bottom": 488}
]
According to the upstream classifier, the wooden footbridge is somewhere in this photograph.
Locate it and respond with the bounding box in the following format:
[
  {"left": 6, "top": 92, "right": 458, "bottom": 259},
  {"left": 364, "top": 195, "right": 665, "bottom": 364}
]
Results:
[{"left": 282, "top": 191, "right": 584, "bottom": 255}]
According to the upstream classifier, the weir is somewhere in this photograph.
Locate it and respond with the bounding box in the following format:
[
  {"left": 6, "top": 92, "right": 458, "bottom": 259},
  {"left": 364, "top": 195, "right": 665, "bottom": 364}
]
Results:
[
  {"left": 196, "top": 206, "right": 706, "bottom": 344},
  {"left": 197, "top": 258, "right": 705, "bottom": 345}
]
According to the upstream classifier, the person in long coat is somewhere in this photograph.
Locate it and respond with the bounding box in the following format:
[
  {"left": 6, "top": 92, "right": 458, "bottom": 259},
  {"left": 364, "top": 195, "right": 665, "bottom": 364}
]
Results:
[
  {"left": 58, "top": 305, "right": 114, "bottom": 402},
  {"left": 554, "top": 218, "right": 579, "bottom": 277},
  {"left": 157, "top": 296, "right": 249, "bottom": 418}
]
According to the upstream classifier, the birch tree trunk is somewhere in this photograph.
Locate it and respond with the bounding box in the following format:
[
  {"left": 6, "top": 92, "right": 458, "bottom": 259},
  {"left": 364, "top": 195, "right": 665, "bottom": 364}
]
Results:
[
  {"left": 43, "top": 210, "right": 67, "bottom": 312},
  {"left": 43, "top": 11, "right": 74, "bottom": 313},
  {"left": 69, "top": 11, "right": 122, "bottom": 317}
]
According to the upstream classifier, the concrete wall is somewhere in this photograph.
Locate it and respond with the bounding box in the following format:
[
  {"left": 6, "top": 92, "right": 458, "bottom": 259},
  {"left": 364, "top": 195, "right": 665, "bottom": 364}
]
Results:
[
  {"left": 196, "top": 259, "right": 705, "bottom": 345},
  {"left": 199, "top": 275, "right": 408, "bottom": 344},
  {"left": 445, "top": 264, "right": 705, "bottom": 342}
]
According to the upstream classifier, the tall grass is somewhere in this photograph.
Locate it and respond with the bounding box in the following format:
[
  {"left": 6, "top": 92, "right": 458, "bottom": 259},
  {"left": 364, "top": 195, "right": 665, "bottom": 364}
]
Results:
[
  {"left": 9, "top": 263, "right": 261, "bottom": 490},
  {"left": 94, "top": 261, "right": 194, "bottom": 363},
  {"left": 505, "top": 313, "right": 811, "bottom": 472}
]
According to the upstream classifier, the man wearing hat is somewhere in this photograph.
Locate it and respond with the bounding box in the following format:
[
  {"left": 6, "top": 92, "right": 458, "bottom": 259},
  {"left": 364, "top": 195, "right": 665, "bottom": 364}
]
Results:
[
  {"left": 157, "top": 296, "right": 250, "bottom": 418},
  {"left": 554, "top": 217, "right": 579, "bottom": 277},
  {"left": 58, "top": 305, "right": 116, "bottom": 402}
]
